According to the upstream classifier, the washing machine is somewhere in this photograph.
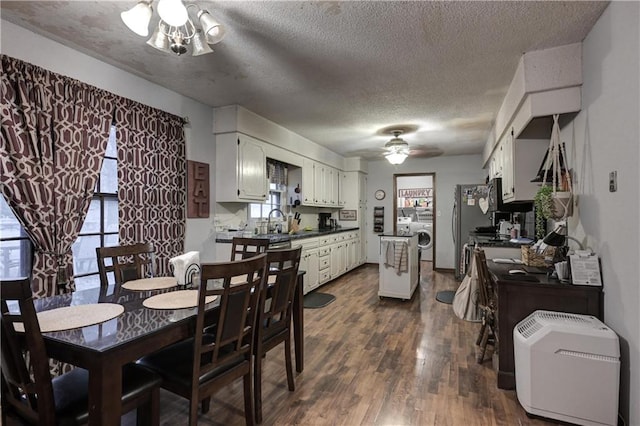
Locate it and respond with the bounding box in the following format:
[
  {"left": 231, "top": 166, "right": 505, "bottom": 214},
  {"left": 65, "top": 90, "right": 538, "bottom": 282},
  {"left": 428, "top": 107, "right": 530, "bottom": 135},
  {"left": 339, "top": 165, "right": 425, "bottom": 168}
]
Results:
[{"left": 408, "top": 220, "right": 433, "bottom": 261}]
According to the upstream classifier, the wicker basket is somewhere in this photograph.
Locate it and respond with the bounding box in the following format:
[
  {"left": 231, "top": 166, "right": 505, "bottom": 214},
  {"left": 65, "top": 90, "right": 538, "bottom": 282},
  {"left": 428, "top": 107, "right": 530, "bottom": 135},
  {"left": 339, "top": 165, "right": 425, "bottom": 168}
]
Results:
[{"left": 521, "top": 246, "right": 556, "bottom": 267}]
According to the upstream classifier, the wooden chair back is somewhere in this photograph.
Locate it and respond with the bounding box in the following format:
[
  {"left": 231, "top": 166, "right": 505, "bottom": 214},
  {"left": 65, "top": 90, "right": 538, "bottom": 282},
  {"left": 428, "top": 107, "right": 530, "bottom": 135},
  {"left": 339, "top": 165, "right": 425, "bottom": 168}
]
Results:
[
  {"left": 230, "top": 237, "right": 270, "bottom": 261},
  {"left": 0, "top": 278, "right": 57, "bottom": 425},
  {"left": 253, "top": 247, "right": 301, "bottom": 423},
  {"left": 194, "top": 253, "right": 268, "bottom": 384},
  {"left": 96, "top": 242, "right": 155, "bottom": 286},
  {"left": 474, "top": 248, "right": 495, "bottom": 311},
  {"left": 260, "top": 247, "right": 302, "bottom": 338}
]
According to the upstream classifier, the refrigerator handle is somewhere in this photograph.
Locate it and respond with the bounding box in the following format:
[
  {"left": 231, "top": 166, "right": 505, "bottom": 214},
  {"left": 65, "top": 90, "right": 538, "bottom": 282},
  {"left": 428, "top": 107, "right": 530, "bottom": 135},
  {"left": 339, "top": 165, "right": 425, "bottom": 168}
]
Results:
[{"left": 451, "top": 203, "right": 456, "bottom": 245}]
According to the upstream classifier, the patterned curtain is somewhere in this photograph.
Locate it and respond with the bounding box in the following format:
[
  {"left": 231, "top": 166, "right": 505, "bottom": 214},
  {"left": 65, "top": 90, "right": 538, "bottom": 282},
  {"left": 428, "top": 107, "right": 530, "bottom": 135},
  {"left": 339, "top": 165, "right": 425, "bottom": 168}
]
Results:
[
  {"left": 0, "top": 55, "right": 115, "bottom": 297},
  {"left": 114, "top": 99, "right": 186, "bottom": 277}
]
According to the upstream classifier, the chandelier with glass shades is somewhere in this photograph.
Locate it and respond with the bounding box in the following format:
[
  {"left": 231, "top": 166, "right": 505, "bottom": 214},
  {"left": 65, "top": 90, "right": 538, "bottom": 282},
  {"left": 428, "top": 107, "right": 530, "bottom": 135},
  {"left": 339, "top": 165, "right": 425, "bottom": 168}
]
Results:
[
  {"left": 121, "top": 0, "right": 226, "bottom": 56},
  {"left": 385, "top": 130, "right": 410, "bottom": 165}
]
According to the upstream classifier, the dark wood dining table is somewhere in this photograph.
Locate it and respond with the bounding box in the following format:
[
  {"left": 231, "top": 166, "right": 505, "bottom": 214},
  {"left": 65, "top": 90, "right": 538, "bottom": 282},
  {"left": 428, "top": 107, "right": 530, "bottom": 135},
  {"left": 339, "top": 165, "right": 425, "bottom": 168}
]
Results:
[{"left": 34, "top": 271, "right": 305, "bottom": 425}]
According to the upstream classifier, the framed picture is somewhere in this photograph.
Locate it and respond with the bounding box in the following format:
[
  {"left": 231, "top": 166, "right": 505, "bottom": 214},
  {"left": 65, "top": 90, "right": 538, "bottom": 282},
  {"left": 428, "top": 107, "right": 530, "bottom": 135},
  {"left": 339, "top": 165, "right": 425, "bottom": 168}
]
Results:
[{"left": 339, "top": 210, "right": 357, "bottom": 221}]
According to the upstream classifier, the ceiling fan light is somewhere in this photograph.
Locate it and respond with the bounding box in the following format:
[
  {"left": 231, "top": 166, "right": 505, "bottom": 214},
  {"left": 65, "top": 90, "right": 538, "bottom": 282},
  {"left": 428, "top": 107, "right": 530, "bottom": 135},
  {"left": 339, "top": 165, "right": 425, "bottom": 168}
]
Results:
[
  {"left": 146, "top": 24, "right": 172, "bottom": 52},
  {"left": 197, "top": 10, "right": 226, "bottom": 44},
  {"left": 158, "top": 0, "right": 189, "bottom": 27},
  {"left": 191, "top": 30, "right": 214, "bottom": 56},
  {"left": 384, "top": 130, "right": 409, "bottom": 164},
  {"left": 386, "top": 151, "right": 408, "bottom": 165},
  {"left": 121, "top": 1, "right": 153, "bottom": 37}
]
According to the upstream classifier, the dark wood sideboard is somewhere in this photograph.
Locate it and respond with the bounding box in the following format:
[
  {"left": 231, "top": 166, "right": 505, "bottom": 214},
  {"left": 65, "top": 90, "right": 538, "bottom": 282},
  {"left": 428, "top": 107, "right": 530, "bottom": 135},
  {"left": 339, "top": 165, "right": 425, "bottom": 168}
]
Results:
[{"left": 488, "top": 262, "right": 604, "bottom": 390}]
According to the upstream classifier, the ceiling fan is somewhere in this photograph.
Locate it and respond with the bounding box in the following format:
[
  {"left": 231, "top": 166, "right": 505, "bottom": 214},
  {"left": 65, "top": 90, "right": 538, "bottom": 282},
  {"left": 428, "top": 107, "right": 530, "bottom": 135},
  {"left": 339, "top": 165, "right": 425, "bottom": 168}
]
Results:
[{"left": 384, "top": 130, "right": 410, "bottom": 165}]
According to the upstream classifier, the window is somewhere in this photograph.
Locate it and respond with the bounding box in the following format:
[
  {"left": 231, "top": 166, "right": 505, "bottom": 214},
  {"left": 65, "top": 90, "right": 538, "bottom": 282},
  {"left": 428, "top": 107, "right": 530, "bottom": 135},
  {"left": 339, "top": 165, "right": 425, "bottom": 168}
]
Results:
[
  {"left": 249, "top": 183, "right": 285, "bottom": 220},
  {"left": 71, "top": 125, "right": 119, "bottom": 291},
  {"left": 0, "top": 196, "right": 32, "bottom": 278}
]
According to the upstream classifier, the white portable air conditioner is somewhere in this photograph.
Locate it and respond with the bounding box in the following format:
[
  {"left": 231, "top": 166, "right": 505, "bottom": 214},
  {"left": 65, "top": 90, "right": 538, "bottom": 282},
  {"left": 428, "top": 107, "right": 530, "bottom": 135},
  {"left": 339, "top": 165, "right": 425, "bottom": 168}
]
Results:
[{"left": 514, "top": 310, "right": 620, "bottom": 426}]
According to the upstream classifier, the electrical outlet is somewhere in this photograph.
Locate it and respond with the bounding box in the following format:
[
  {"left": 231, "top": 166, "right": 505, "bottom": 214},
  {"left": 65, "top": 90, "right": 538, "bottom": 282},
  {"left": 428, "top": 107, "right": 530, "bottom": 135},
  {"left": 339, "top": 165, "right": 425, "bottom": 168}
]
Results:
[{"left": 609, "top": 171, "right": 617, "bottom": 192}]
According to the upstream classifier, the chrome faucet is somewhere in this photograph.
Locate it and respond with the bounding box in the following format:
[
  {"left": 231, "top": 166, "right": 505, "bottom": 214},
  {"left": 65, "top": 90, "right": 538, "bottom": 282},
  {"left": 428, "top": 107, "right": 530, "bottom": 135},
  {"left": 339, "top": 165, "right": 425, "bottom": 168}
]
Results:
[{"left": 267, "top": 208, "right": 285, "bottom": 233}]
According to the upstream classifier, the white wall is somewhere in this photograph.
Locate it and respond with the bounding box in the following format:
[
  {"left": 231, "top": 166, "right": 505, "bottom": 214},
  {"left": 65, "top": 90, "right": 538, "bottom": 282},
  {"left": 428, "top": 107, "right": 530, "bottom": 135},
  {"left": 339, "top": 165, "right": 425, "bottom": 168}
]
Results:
[
  {"left": 559, "top": 3, "right": 640, "bottom": 424},
  {"left": 1, "top": 20, "right": 218, "bottom": 261},
  {"left": 366, "top": 154, "right": 486, "bottom": 269}
]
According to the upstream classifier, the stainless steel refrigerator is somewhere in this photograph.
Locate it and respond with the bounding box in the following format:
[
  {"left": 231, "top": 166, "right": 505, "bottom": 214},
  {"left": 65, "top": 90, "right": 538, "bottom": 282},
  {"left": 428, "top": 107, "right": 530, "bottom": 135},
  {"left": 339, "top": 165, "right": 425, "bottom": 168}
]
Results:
[{"left": 452, "top": 184, "right": 491, "bottom": 280}]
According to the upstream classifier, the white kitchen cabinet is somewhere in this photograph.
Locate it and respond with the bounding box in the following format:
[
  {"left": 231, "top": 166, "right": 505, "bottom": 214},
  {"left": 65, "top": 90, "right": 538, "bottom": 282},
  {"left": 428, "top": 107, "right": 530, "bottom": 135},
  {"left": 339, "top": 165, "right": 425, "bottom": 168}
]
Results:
[
  {"left": 501, "top": 130, "right": 549, "bottom": 203},
  {"left": 290, "top": 230, "right": 363, "bottom": 294},
  {"left": 330, "top": 167, "right": 339, "bottom": 206},
  {"left": 489, "top": 142, "right": 505, "bottom": 180},
  {"left": 215, "top": 133, "right": 268, "bottom": 202},
  {"left": 348, "top": 237, "right": 358, "bottom": 270},
  {"left": 338, "top": 171, "right": 346, "bottom": 207},
  {"left": 313, "top": 162, "right": 325, "bottom": 205},
  {"left": 341, "top": 171, "right": 367, "bottom": 263},
  {"left": 330, "top": 243, "right": 341, "bottom": 278},
  {"left": 303, "top": 160, "right": 342, "bottom": 207},
  {"left": 318, "top": 245, "right": 331, "bottom": 284},
  {"left": 358, "top": 173, "right": 367, "bottom": 205},
  {"left": 295, "top": 237, "right": 320, "bottom": 294},
  {"left": 330, "top": 242, "right": 347, "bottom": 278},
  {"left": 301, "top": 248, "right": 319, "bottom": 294},
  {"left": 301, "top": 158, "right": 315, "bottom": 206},
  {"left": 501, "top": 132, "right": 515, "bottom": 200}
]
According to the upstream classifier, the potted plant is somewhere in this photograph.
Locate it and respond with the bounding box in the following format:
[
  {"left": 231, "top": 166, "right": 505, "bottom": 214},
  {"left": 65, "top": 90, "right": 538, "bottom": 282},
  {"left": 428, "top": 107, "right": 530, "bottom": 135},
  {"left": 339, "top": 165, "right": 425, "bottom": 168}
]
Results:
[
  {"left": 533, "top": 185, "right": 572, "bottom": 238},
  {"left": 534, "top": 185, "right": 554, "bottom": 239}
]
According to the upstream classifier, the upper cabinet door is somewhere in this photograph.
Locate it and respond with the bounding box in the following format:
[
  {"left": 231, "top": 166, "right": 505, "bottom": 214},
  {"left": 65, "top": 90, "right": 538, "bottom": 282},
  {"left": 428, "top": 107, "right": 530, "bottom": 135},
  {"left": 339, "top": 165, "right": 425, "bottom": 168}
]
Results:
[
  {"left": 302, "top": 158, "right": 316, "bottom": 206},
  {"left": 237, "top": 136, "right": 268, "bottom": 200},
  {"left": 501, "top": 132, "right": 515, "bottom": 201},
  {"left": 216, "top": 133, "right": 267, "bottom": 202},
  {"left": 314, "top": 162, "right": 325, "bottom": 205}
]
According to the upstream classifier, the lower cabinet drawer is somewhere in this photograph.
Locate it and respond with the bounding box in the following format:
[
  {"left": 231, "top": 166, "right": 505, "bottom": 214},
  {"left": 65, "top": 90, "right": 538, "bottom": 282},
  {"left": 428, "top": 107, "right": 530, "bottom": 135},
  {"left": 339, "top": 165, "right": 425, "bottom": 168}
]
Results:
[
  {"left": 319, "top": 270, "right": 331, "bottom": 284},
  {"left": 318, "top": 248, "right": 331, "bottom": 257},
  {"left": 319, "top": 257, "right": 330, "bottom": 270}
]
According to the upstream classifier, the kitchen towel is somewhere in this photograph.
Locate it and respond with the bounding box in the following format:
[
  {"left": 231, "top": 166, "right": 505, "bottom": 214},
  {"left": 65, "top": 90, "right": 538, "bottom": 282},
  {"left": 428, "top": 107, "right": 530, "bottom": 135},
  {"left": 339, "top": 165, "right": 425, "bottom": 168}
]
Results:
[
  {"left": 169, "top": 251, "right": 200, "bottom": 286},
  {"left": 384, "top": 240, "right": 408, "bottom": 275},
  {"left": 384, "top": 241, "right": 396, "bottom": 267}
]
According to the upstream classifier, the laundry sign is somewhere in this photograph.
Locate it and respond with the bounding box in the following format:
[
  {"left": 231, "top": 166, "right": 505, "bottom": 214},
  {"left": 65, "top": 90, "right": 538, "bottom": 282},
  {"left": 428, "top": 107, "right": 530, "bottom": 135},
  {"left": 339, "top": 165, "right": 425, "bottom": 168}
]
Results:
[{"left": 398, "top": 188, "right": 432, "bottom": 198}]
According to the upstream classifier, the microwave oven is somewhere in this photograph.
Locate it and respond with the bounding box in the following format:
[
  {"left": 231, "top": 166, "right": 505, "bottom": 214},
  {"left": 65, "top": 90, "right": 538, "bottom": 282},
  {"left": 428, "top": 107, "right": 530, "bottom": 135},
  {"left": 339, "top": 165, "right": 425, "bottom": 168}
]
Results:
[{"left": 488, "top": 178, "right": 533, "bottom": 212}]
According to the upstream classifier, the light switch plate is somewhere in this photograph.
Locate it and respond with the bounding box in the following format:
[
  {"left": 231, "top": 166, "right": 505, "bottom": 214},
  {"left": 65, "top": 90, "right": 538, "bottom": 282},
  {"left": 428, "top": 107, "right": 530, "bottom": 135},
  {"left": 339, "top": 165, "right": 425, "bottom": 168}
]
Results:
[{"left": 609, "top": 171, "right": 617, "bottom": 192}]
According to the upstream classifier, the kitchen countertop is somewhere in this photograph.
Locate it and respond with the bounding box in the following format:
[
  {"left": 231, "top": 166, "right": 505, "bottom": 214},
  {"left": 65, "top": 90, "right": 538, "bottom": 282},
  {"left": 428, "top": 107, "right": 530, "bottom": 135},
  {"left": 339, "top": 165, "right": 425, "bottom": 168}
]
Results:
[
  {"left": 470, "top": 233, "right": 533, "bottom": 248},
  {"left": 215, "top": 227, "right": 360, "bottom": 244}
]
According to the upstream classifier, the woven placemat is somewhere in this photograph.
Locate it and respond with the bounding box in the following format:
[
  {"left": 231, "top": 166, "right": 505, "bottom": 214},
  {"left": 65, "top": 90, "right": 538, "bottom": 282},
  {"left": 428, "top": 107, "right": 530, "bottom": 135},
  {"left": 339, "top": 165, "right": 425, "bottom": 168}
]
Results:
[
  {"left": 143, "top": 290, "right": 217, "bottom": 310},
  {"left": 15, "top": 304, "right": 124, "bottom": 333},
  {"left": 121, "top": 277, "right": 177, "bottom": 291}
]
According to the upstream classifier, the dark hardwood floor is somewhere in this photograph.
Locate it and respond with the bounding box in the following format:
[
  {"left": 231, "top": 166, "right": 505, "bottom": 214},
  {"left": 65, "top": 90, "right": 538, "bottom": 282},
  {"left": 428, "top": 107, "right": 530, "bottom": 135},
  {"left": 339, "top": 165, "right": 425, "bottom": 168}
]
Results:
[
  {"left": 5, "top": 261, "right": 559, "bottom": 425},
  {"left": 149, "top": 261, "right": 557, "bottom": 425}
]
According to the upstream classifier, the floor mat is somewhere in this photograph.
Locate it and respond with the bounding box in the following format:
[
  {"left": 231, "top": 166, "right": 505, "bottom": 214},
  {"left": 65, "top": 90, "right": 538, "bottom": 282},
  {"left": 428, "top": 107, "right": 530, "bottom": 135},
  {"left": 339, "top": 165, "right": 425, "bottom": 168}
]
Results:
[
  {"left": 435, "top": 290, "right": 456, "bottom": 304},
  {"left": 303, "top": 292, "right": 336, "bottom": 309}
]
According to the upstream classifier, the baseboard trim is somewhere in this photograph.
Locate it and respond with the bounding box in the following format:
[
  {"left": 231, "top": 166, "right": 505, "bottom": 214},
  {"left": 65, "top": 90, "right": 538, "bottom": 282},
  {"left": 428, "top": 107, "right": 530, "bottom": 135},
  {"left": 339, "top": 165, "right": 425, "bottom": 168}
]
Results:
[{"left": 435, "top": 267, "right": 455, "bottom": 273}]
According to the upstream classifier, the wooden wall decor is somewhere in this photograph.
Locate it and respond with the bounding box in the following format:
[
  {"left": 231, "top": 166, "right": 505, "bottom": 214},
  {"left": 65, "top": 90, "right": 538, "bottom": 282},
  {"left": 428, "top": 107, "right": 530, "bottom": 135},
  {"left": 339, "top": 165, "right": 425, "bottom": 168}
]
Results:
[{"left": 187, "top": 160, "right": 210, "bottom": 218}]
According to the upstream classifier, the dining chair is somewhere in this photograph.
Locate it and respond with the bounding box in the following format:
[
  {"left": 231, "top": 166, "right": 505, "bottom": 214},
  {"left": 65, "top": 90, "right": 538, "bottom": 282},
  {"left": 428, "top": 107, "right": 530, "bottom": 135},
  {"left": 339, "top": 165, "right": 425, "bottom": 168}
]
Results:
[
  {"left": 137, "top": 253, "right": 269, "bottom": 426},
  {"left": 0, "top": 278, "right": 162, "bottom": 426},
  {"left": 230, "top": 237, "right": 270, "bottom": 260},
  {"left": 473, "top": 248, "right": 498, "bottom": 363},
  {"left": 96, "top": 242, "right": 155, "bottom": 286},
  {"left": 253, "top": 246, "right": 302, "bottom": 423}
]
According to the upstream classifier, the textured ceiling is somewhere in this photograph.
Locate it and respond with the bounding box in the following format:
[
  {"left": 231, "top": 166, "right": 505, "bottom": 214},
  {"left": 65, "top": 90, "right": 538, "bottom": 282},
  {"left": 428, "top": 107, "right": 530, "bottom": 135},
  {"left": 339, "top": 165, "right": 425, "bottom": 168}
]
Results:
[{"left": 1, "top": 1, "right": 609, "bottom": 160}]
